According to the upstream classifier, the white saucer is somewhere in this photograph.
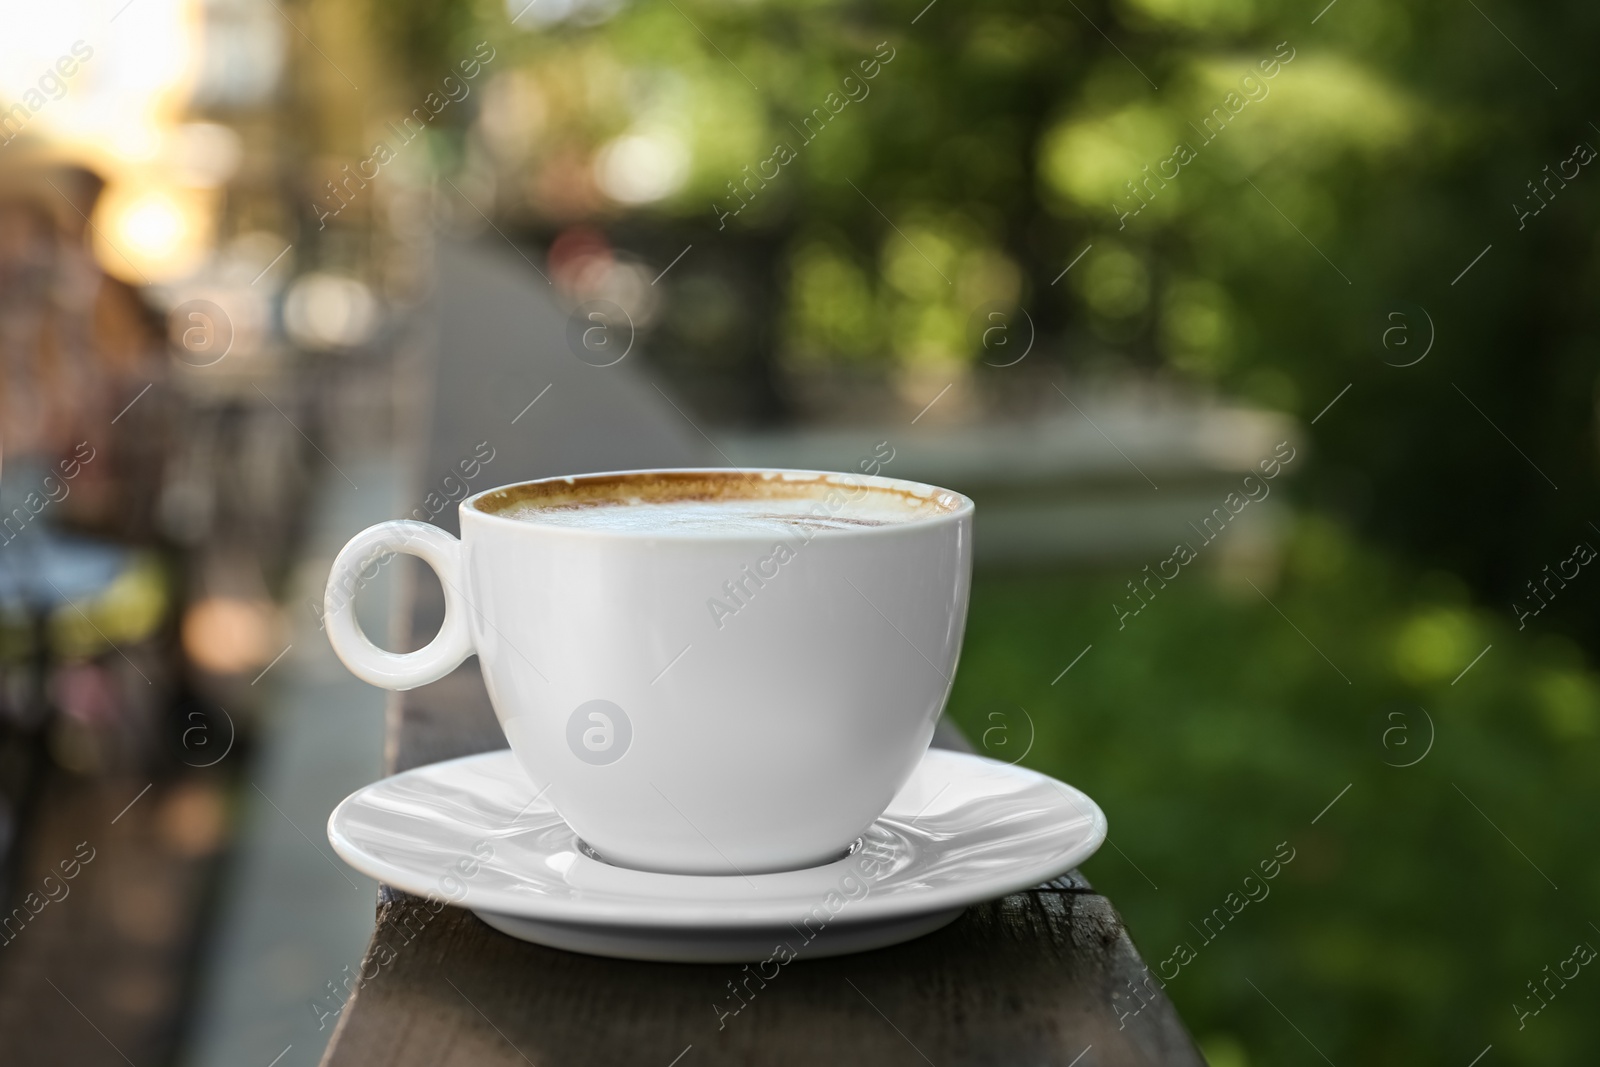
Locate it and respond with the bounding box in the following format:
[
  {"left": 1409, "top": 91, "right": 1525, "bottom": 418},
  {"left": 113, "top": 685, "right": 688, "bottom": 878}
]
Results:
[{"left": 327, "top": 747, "right": 1107, "bottom": 962}]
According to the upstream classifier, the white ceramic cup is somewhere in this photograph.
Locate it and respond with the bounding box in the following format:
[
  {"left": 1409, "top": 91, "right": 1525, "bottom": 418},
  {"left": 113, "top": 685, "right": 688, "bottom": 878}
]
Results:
[{"left": 324, "top": 468, "right": 973, "bottom": 875}]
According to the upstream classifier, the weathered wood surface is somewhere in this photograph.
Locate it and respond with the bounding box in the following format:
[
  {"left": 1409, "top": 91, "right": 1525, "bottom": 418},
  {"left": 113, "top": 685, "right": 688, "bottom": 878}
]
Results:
[{"left": 320, "top": 238, "right": 1204, "bottom": 1066}]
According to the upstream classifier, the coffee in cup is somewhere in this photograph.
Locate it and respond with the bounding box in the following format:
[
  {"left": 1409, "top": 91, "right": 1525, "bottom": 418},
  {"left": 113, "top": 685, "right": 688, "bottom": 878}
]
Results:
[{"left": 324, "top": 468, "right": 973, "bottom": 875}]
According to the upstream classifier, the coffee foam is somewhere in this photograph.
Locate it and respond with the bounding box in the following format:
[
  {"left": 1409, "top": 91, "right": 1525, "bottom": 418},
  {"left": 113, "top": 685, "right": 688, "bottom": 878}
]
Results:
[
  {"left": 508, "top": 498, "right": 904, "bottom": 534},
  {"left": 473, "top": 471, "right": 959, "bottom": 535}
]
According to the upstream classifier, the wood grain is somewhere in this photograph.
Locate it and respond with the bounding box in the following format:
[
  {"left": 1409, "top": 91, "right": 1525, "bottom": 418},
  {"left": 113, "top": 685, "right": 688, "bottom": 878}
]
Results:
[{"left": 322, "top": 876, "right": 1201, "bottom": 1067}]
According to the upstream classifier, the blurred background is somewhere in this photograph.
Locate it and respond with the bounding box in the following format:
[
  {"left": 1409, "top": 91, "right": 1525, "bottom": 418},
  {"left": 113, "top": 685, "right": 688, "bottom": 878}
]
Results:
[{"left": 0, "top": 0, "right": 1596, "bottom": 1063}]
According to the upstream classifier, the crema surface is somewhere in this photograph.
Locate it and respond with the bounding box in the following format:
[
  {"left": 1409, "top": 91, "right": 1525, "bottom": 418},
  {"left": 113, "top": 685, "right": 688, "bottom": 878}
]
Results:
[{"left": 496, "top": 495, "right": 924, "bottom": 535}]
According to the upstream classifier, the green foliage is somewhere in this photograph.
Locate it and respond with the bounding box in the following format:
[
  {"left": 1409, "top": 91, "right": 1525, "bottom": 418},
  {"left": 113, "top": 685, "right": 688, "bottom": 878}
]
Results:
[
  {"left": 946, "top": 518, "right": 1600, "bottom": 1065},
  {"left": 368, "top": 0, "right": 492, "bottom": 87},
  {"left": 375, "top": 1, "right": 1600, "bottom": 1052},
  {"left": 432, "top": 0, "right": 1600, "bottom": 619}
]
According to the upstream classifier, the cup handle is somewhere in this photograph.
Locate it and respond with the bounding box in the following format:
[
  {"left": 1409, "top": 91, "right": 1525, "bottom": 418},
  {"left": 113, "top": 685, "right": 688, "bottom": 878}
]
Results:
[{"left": 324, "top": 520, "right": 475, "bottom": 690}]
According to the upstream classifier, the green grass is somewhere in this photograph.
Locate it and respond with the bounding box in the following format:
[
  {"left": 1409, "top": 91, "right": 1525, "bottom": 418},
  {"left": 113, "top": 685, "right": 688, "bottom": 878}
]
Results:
[{"left": 944, "top": 516, "right": 1600, "bottom": 1066}]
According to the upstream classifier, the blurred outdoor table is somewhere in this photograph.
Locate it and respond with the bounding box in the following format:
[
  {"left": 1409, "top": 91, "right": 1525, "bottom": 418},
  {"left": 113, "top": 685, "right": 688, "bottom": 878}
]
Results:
[{"left": 318, "top": 240, "right": 1204, "bottom": 1066}]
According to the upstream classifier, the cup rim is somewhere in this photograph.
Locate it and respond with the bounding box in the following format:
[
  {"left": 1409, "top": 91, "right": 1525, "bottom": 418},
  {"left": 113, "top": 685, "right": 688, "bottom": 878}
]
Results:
[{"left": 460, "top": 467, "right": 973, "bottom": 540}]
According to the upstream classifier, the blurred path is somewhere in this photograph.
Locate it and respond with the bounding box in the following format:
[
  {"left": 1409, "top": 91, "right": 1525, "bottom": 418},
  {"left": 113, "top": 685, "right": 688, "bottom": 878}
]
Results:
[
  {"left": 180, "top": 454, "right": 397, "bottom": 1067},
  {"left": 416, "top": 238, "right": 706, "bottom": 541},
  {"left": 183, "top": 236, "right": 704, "bottom": 1067},
  {"left": 402, "top": 237, "right": 707, "bottom": 636}
]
